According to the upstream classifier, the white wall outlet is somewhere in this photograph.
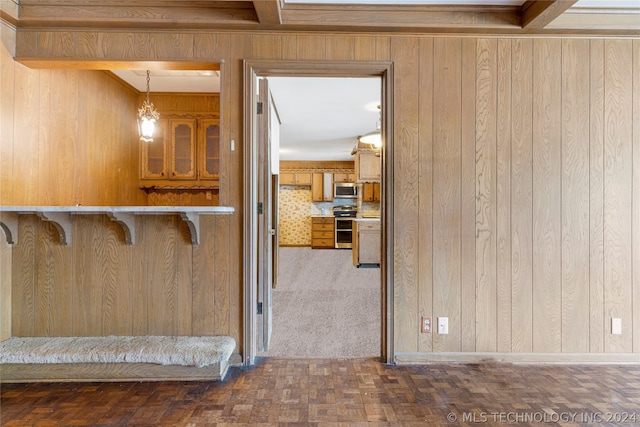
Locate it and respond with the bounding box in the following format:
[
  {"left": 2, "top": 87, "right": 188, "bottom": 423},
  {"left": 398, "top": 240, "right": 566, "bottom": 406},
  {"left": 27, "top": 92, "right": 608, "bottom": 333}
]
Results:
[
  {"left": 612, "top": 318, "right": 622, "bottom": 335},
  {"left": 421, "top": 316, "right": 432, "bottom": 333},
  {"left": 437, "top": 317, "right": 448, "bottom": 335}
]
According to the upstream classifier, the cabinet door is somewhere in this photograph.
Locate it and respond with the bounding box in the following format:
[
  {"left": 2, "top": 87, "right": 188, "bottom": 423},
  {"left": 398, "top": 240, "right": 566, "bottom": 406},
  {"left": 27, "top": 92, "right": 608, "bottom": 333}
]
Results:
[
  {"left": 141, "top": 118, "right": 168, "bottom": 179},
  {"left": 362, "top": 183, "right": 374, "bottom": 201},
  {"left": 280, "top": 172, "right": 295, "bottom": 185},
  {"left": 170, "top": 119, "right": 197, "bottom": 180},
  {"left": 311, "top": 173, "right": 324, "bottom": 201},
  {"left": 199, "top": 119, "right": 220, "bottom": 180},
  {"left": 373, "top": 182, "right": 381, "bottom": 202},
  {"left": 356, "top": 151, "right": 381, "bottom": 182},
  {"left": 296, "top": 172, "right": 312, "bottom": 186},
  {"left": 322, "top": 172, "right": 333, "bottom": 201}
]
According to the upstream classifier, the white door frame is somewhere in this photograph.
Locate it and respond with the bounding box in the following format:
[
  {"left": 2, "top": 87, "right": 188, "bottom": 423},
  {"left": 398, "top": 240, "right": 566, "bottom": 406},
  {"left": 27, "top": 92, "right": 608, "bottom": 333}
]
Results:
[{"left": 242, "top": 60, "right": 395, "bottom": 366}]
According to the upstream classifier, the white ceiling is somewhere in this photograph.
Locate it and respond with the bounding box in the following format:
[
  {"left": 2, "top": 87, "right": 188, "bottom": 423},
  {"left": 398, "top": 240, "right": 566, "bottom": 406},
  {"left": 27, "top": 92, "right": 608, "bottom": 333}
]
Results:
[{"left": 266, "top": 77, "right": 381, "bottom": 161}]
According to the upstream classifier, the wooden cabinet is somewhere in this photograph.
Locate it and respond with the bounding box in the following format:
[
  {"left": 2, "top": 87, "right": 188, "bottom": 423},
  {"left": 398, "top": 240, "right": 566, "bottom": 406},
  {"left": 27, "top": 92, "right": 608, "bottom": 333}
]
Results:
[
  {"left": 333, "top": 172, "right": 355, "bottom": 183},
  {"left": 280, "top": 171, "right": 312, "bottom": 186},
  {"left": 311, "top": 217, "right": 335, "bottom": 249},
  {"left": 355, "top": 150, "right": 381, "bottom": 182},
  {"left": 353, "top": 220, "right": 381, "bottom": 266},
  {"left": 312, "top": 172, "right": 334, "bottom": 202},
  {"left": 140, "top": 117, "right": 220, "bottom": 187},
  {"left": 362, "top": 182, "right": 381, "bottom": 202}
]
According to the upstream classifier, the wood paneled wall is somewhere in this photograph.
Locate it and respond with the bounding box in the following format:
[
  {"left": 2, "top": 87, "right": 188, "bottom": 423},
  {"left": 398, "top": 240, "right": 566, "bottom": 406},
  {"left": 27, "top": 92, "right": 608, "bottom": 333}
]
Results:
[
  {"left": 0, "top": 41, "right": 146, "bottom": 207},
  {"left": 4, "top": 29, "right": 640, "bottom": 358},
  {"left": 10, "top": 214, "right": 234, "bottom": 341}
]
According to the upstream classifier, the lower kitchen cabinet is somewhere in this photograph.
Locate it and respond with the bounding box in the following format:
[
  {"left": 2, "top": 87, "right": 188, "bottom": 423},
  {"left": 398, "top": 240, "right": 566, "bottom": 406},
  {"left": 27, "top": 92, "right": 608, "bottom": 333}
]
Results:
[
  {"left": 353, "top": 220, "right": 381, "bottom": 266},
  {"left": 311, "top": 217, "right": 335, "bottom": 249}
]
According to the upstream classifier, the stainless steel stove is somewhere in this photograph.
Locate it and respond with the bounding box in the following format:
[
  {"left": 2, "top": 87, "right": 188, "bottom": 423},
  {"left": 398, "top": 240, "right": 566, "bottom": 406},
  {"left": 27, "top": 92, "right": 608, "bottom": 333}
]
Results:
[{"left": 333, "top": 205, "right": 356, "bottom": 248}]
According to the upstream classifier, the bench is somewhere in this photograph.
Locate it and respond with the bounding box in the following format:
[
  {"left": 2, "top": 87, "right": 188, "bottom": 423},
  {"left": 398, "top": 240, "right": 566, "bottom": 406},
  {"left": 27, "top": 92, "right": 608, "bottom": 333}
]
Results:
[{"left": 0, "top": 335, "right": 236, "bottom": 383}]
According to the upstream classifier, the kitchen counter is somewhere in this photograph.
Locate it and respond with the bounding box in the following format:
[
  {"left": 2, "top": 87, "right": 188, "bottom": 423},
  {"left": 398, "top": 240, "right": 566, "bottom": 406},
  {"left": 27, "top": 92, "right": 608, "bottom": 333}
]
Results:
[{"left": 354, "top": 217, "right": 381, "bottom": 222}]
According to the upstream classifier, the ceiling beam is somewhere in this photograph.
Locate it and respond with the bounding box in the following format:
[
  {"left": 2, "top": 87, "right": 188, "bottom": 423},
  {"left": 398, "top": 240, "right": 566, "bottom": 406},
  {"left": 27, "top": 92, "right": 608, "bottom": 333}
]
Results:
[
  {"left": 253, "top": 0, "right": 282, "bottom": 25},
  {"left": 521, "top": 0, "right": 578, "bottom": 31}
]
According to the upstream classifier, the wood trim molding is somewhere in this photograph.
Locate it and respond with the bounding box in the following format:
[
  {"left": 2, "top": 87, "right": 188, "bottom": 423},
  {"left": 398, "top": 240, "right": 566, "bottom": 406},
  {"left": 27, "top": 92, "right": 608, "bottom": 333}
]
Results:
[
  {"left": 243, "top": 59, "right": 394, "bottom": 365},
  {"left": 395, "top": 352, "right": 640, "bottom": 365}
]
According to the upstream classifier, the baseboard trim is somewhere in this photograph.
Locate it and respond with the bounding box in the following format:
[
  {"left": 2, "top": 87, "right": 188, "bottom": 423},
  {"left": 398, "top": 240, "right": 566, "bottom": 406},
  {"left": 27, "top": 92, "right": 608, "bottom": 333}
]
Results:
[{"left": 394, "top": 352, "right": 640, "bottom": 365}]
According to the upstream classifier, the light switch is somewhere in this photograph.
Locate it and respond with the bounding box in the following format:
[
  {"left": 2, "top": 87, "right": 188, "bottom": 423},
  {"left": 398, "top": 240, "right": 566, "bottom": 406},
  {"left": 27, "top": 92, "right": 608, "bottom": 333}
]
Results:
[{"left": 437, "top": 317, "right": 448, "bottom": 335}]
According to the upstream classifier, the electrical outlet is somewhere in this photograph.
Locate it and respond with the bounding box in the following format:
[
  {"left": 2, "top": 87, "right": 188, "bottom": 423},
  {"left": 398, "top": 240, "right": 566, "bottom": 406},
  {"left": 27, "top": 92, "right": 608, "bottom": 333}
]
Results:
[
  {"left": 437, "top": 317, "right": 448, "bottom": 335},
  {"left": 421, "top": 316, "right": 431, "bottom": 333},
  {"left": 612, "top": 318, "right": 622, "bottom": 335}
]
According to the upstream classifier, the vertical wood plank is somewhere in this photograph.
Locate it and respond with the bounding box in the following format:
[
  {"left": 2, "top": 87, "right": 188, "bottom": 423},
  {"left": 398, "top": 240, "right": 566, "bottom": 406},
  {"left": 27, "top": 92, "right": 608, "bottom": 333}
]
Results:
[
  {"left": 146, "top": 215, "right": 178, "bottom": 335},
  {"left": 252, "top": 34, "right": 281, "bottom": 60},
  {"left": 50, "top": 69, "right": 78, "bottom": 205},
  {"left": 281, "top": 34, "right": 297, "bottom": 60},
  {"left": 589, "top": 39, "right": 605, "bottom": 353},
  {"left": 603, "top": 40, "right": 633, "bottom": 353},
  {"left": 354, "top": 36, "right": 376, "bottom": 61},
  {"left": 101, "top": 219, "right": 132, "bottom": 335},
  {"left": 149, "top": 33, "right": 194, "bottom": 60},
  {"left": 511, "top": 38, "right": 533, "bottom": 352},
  {"left": 176, "top": 220, "right": 193, "bottom": 335},
  {"left": 12, "top": 65, "right": 39, "bottom": 205},
  {"left": 296, "top": 35, "right": 326, "bottom": 60},
  {"left": 131, "top": 216, "right": 148, "bottom": 335},
  {"left": 193, "top": 216, "right": 215, "bottom": 335},
  {"left": 460, "top": 38, "right": 477, "bottom": 352},
  {"left": 475, "top": 38, "right": 497, "bottom": 352},
  {"left": 432, "top": 37, "right": 462, "bottom": 352},
  {"left": 12, "top": 216, "right": 36, "bottom": 336},
  {"left": 72, "top": 215, "right": 103, "bottom": 336},
  {"left": 375, "top": 36, "right": 391, "bottom": 61},
  {"left": 632, "top": 39, "right": 640, "bottom": 353},
  {"left": 532, "top": 38, "right": 562, "bottom": 353},
  {"left": 561, "top": 39, "right": 590, "bottom": 353},
  {"left": 326, "top": 35, "right": 355, "bottom": 61},
  {"left": 0, "top": 39, "right": 15, "bottom": 205},
  {"left": 0, "top": 238, "right": 11, "bottom": 340},
  {"left": 34, "top": 209, "right": 51, "bottom": 336},
  {"left": 391, "top": 36, "right": 420, "bottom": 353},
  {"left": 418, "top": 37, "right": 434, "bottom": 353},
  {"left": 48, "top": 229, "right": 72, "bottom": 336},
  {"left": 496, "top": 38, "right": 512, "bottom": 352},
  {"left": 213, "top": 215, "right": 231, "bottom": 336}
]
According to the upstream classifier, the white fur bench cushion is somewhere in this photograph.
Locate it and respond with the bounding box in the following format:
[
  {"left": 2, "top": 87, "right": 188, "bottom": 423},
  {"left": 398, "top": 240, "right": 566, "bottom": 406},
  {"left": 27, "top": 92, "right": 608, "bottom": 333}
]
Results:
[{"left": 0, "top": 336, "right": 236, "bottom": 368}]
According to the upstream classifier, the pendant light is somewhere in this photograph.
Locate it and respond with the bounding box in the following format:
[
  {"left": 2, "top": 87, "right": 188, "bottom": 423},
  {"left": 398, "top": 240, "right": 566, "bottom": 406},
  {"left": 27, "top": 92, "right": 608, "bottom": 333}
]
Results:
[
  {"left": 138, "top": 70, "right": 160, "bottom": 142},
  {"left": 358, "top": 104, "right": 382, "bottom": 155}
]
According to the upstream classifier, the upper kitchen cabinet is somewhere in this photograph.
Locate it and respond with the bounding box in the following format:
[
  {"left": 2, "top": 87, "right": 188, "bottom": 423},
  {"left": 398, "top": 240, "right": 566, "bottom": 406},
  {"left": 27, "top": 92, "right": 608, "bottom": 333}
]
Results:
[
  {"left": 139, "top": 93, "right": 221, "bottom": 190},
  {"left": 355, "top": 150, "right": 380, "bottom": 183}
]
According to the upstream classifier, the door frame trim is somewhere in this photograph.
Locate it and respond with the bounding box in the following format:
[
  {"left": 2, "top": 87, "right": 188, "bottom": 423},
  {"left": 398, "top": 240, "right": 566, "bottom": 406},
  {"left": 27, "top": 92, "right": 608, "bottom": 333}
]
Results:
[{"left": 243, "top": 60, "right": 395, "bottom": 365}]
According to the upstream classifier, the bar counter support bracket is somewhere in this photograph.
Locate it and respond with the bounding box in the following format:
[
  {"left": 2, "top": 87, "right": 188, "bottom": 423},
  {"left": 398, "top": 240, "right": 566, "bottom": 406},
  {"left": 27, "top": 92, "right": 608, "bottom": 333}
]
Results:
[
  {"left": 180, "top": 212, "right": 200, "bottom": 245},
  {"left": 37, "top": 212, "right": 72, "bottom": 246},
  {"left": 106, "top": 212, "right": 136, "bottom": 245},
  {"left": 0, "top": 213, "right": 19, "bottom": 246}
]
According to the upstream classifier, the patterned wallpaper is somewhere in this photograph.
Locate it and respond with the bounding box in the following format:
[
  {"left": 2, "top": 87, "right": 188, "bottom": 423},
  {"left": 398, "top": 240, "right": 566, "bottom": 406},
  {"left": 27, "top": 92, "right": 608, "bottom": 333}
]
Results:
[{"left": 279, "top": 186, "right": 312, "bottom": 246}]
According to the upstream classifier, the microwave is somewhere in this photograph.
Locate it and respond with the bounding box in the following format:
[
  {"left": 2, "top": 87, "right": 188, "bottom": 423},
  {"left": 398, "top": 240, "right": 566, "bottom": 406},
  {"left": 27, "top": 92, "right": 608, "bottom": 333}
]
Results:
[{"left": 334, "top": 182, "right": 357, "bottom": 199}]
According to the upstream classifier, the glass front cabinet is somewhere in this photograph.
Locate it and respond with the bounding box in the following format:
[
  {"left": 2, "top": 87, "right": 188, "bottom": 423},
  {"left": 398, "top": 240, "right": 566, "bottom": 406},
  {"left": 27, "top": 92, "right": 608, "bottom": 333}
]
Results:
[{"left": 140, "top": 117, "right": 220, "bottom": 188}]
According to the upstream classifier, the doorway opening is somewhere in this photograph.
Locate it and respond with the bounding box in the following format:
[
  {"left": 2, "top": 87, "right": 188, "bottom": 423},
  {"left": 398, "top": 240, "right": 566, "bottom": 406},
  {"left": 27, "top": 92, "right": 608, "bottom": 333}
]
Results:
[
  {"left": 243, "top": 61, "right": 394, "bottom": 366},
  {"left": 259, "top": 76, "right": 381, "bottom": 359}
]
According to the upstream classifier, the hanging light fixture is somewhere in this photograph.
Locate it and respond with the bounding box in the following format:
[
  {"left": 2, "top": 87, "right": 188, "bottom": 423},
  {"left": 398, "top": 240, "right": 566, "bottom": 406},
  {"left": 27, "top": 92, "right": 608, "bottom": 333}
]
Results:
[
  {"left": 138, "top": 70, "right": 160, "bottom": 142},
  {"left": 358, "top": 104, "right": 382, "bottom": 154}
]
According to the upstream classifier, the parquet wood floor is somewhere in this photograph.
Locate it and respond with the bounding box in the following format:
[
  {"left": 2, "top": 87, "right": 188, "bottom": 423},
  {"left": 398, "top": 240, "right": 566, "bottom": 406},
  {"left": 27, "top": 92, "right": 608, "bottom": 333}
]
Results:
[{"left": 2, "top": 358, "right": 640, "bottom": 426}]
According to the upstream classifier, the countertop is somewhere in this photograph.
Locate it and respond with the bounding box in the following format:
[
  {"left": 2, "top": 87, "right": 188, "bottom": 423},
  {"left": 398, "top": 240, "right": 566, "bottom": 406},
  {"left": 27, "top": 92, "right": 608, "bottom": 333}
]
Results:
[{"left": 353, "top": 217, "right": 381, "bottom": 222}]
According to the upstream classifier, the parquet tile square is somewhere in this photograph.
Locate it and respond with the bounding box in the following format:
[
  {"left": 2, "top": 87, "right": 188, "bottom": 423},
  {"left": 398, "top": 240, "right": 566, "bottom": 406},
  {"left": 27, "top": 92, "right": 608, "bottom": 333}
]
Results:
[{"left": 3, "top": 358, "right": 640, "bottom": 426}]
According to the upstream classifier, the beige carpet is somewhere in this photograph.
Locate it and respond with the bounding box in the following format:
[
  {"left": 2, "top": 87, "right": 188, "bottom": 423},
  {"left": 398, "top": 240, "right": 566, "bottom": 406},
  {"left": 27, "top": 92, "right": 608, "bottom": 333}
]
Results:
[{"left": 259, "top": 247, "right": 380, "bottom": 358}]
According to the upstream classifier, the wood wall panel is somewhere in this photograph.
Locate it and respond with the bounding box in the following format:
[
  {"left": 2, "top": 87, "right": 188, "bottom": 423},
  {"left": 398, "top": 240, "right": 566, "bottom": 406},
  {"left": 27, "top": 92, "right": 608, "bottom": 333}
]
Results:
[
  {"left": 0, "top": 38, "right": 15, "bottom": 205},
  {"left": 633, "top": 40, "right": 640, "bottom": 353},
  {"left": 603, "top": 40, "right": 633, "bottom": 353},
  {"left": 475, "top": 38, "right": 497, "bottom": 352},
  {"left": 5, "top": 30, "right": 640, "bottom": 360},
  {"left": 495, "top": 38, "right": 512, "bottom": 352},
  {"left": 532, "top": 39, "right": 562, "bottom": 353},
  {"left": 510, "top": 38, "right": 533, "bottom": 352},
  {"left": 589, "top": 39, "right": 605, "bottom": 353},
  {"left": 560, "top": 39, "right": 590, "bottom": 352},
  {"left": 391, "top": 36, "right": 420, "bottom": 353},
  {"left": 147, "top": 215, "right": 178, "bottom": 335},
  {"left": 417, "top": 37, "right": 434, "bottom": 354},
  {"left": 460, "top": 38, "right": 477, "bottom": 352},
  {"left": 0, "top": 237, "right": 11, "bottom": 340},
  {"left": 432, "top": 38, "right": 462, "bottom": 352}
]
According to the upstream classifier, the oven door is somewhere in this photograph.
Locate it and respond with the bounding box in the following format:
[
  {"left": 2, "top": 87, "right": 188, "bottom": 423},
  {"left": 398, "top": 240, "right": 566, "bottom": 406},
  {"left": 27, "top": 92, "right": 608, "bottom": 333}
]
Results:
[{"left": 335, "top": 218, "right": 353, "bottom": 249}]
